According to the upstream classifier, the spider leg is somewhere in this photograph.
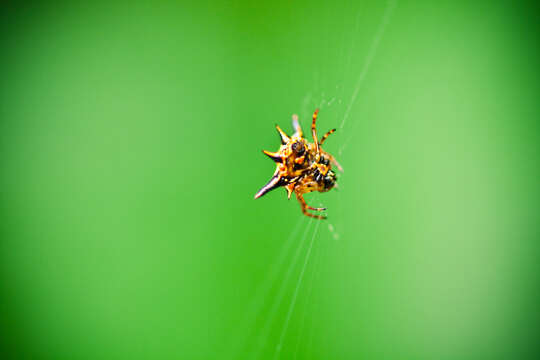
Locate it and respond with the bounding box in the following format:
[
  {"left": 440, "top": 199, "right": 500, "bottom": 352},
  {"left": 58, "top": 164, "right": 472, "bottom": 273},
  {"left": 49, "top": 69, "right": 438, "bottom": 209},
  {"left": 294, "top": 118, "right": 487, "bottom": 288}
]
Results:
[
  {"left": 292, "top": 114, "right": 303, "bottom": 138},
  {"left": 320, "top": 128, "right": 336, "bottom": 145},
  {"left": 311, "top": 109, "right": 320, "bottom": 154},
  {"left": 296, "top": 192, "right": 327, "bottom": 220},
  {"left": 285, "top": 183, "right": 295, "bottom": 199},
  {"left": 328, "top": 155, "right": 344, "bottom": 172}
]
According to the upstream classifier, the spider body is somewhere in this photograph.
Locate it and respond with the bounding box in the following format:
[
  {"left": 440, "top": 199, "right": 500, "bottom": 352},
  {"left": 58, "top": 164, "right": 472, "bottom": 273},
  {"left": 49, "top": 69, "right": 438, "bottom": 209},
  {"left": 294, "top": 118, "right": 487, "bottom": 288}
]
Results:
[{"left": 254, "top": 109, "right": 343, "bottom": 219}]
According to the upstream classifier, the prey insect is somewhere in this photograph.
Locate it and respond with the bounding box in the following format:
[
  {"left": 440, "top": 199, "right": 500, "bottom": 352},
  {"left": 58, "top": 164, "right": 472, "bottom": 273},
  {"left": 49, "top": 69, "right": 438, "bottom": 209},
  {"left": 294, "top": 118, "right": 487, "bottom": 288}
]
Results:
[{"left": 254, "top": 109, "right": 343, "bottom": 219}]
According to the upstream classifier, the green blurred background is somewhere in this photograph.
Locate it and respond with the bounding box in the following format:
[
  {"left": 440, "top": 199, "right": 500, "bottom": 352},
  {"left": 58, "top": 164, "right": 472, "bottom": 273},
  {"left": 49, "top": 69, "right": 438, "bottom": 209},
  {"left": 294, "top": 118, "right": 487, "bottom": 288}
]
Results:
[{"left": 1, "top": 1, "right": 539, "bottom": 359}]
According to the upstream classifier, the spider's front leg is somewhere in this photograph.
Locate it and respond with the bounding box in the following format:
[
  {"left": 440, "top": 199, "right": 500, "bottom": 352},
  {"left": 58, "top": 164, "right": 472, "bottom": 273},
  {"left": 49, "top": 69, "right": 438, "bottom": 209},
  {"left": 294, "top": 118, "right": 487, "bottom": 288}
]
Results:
[
  {"left": 295, "top": 192, "right": 327, "bottom": 220},
  {"left": 320, "top": 128, "right": 336, "bottom": 145},
  {"left": 311, "top": 109, "right": 320, "bottom": 153},
  {"left": 329, "top": 155, "right": 344, "bottom": 172}
]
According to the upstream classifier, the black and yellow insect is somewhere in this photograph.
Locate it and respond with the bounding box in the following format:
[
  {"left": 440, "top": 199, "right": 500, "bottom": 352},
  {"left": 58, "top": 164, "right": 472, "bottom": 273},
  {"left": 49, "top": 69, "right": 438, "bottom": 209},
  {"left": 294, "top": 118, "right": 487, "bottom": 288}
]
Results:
[{"left": 254, "top": 109, "right": 343, "bottom": 219}]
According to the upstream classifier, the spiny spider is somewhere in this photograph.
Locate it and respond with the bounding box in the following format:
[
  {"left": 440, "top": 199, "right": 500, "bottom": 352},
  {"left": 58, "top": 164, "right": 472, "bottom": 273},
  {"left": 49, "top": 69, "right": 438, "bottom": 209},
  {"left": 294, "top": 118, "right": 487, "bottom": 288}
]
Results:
[{"left": 254, "top": 109, "right": 343, "bottom": 219}]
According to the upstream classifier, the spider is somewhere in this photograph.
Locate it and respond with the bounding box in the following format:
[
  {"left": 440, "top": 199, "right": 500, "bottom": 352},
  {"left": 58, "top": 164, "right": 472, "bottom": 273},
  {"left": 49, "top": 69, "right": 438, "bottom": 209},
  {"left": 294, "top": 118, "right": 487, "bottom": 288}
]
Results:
[{"left": 254, "top": 109, "right": 343, "bottom": 219}]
